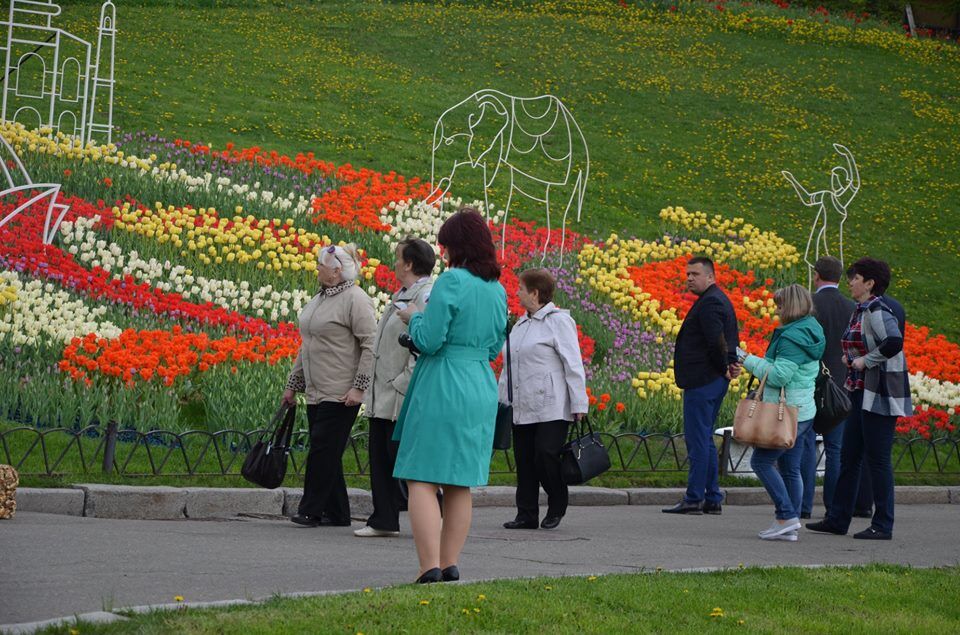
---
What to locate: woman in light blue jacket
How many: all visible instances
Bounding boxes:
[740,284,825,542]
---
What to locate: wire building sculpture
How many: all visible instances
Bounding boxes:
[0,133,70,244]
[782,144,860,286]
[427,89,589,259]
[1,0,116,145]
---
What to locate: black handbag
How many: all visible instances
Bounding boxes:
[241,403,296,489]
[813,363,852,435]
[493,324,513,451]
[560,416,611,485]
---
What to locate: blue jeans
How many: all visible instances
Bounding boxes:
[682,376,728,504]
[798,423,818,515]
[820,419,846,514]
[750,419,814,520]
[827,390,896,534]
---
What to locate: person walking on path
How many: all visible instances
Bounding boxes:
[801,256,855,519]
[808,258,912,540]
[663,256,741,515]
[499,268,588,531]
[741,284,825,541]
[283,244,376,528]
[393,208,507,583]
[355,238,436,538]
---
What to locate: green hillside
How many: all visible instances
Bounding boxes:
[54,0,960,336]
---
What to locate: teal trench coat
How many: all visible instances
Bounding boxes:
[393,267,507,487]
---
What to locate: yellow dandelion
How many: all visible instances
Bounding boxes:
[173,595,184,602]
[419,600,430,606]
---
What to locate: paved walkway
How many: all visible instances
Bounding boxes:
[2,505,960,626]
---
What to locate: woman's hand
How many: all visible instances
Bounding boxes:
[343,388,364,406]
[281,389,297,407]
[396,302,420,325]
[573,412,586,422]
[851,356,867,371]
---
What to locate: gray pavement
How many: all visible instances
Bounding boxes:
[2,504,960,627]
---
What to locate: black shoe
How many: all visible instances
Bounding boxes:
[853,527,892,540]
[416,568,443,584]
[541,515,562,529]
[441,565,460,582]
[503,519,538,529]
[703,502,722,515]
[800,512,812,519]
[662,500,703,515]
[806,520,846,535]
[853,508,873,518]
[290,513,320,527]
[317,515,352,527]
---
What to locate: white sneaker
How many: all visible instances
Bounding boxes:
[353,525,400,538]
[758,518,802,538]
[761,530,798,542]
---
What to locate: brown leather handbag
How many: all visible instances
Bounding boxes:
[732,373,798,450]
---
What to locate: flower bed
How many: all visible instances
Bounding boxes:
[1,123,957,438]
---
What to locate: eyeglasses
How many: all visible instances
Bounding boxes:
[322,245,344,269]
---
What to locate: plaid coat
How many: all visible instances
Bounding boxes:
[858,298,913,417]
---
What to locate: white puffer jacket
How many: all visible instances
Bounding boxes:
[497,302,589,425]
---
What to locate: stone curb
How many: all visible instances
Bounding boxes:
[0,611,127,635]
[12,484,959,521]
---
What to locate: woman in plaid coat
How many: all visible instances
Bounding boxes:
[807,257,912,540]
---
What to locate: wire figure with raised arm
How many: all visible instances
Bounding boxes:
[782,144,860,286]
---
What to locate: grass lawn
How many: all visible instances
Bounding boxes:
[51,0,960,337]
[38,565,960,634]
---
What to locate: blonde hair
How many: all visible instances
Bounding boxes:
[774,283,814,324]
[318,243,361,281]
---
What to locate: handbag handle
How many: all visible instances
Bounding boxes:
[261,403,296,451]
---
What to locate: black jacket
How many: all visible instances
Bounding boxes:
[813,286,856,386]
[673,284,739,389]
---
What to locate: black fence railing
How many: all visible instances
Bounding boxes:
[2,425,958,478]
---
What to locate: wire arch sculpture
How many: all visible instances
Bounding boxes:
[781,144,860,286]
[427,89,589,260]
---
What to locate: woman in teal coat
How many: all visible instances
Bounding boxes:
[395,208,507,584]
[740,284,825,543]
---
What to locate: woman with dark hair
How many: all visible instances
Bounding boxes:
[355,237,436,538]
[500,268,588,531]
[808,257,912,541]
[394,207,507,583]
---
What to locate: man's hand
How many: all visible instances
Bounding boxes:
[343,388,364,406]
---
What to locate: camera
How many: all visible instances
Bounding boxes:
[398,333,420,356]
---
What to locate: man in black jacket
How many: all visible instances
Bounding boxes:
[803,256,856,518]
[664,257,740,515]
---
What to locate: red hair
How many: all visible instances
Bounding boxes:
[437,207,501,281]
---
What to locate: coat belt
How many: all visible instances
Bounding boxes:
[436,344,488,361]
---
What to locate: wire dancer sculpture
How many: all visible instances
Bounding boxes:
[0,135,70,244]
[781,143,860,287]
[426,89,589,261]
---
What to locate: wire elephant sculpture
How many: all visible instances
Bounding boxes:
[427,89,589,260]
[0,135,71,244]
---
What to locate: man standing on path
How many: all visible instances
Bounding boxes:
[802,256,855,519]
[664,256,740,515]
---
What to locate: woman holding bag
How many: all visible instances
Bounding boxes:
[499,268,588,531]
[739,284,825,542]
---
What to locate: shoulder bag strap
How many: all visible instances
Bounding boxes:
[505,318,513,404]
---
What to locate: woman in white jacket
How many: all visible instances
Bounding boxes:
[499,269,588,530]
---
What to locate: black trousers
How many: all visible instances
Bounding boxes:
[298,401,360,523]
[512,420,570,522]
[365,417,405,531]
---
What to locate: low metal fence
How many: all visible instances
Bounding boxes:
[2,424,958,477]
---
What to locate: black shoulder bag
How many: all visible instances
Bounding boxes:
[493,324,513,451]
[813,362,851,435]
[241,403,296,489]
[560,416,611,485]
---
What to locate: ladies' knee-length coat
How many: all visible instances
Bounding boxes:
[393,267,507,487]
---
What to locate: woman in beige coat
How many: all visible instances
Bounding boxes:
[355,238,435,538]
[283,244,376,527]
